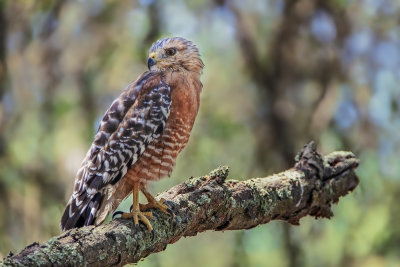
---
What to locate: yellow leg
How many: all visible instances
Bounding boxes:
[139,185,171,215]
[118,182,154,232]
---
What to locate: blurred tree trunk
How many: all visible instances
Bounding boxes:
[0,2,7,101]
[38,0,65,131]
[0,0,9,239]
[0,1,8,164]
[226,0,351,266]
[141,1,161,59]
[35,0,67,201]
[232,230,248,267]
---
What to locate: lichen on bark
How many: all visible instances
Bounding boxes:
[2,142,359,267]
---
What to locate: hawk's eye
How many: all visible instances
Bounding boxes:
[165,48,176,56]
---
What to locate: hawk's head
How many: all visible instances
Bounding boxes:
[147,37,204,74]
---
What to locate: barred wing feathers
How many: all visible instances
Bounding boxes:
[61,72,171,231]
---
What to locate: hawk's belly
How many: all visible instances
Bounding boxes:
[126,118,193,183]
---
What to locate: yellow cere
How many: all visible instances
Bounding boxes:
[150,52,156,59]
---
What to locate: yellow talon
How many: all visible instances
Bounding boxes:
[122,182,155,232]
[140,187,171,215]
[114,182,172,232]
[120,210,154,232]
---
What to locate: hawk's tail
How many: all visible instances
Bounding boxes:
[60,193,103,231]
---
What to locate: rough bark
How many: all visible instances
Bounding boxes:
[2,142,360,266]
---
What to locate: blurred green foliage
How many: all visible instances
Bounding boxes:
[0,0,399,266]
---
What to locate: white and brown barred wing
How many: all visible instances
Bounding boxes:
[60,72,171,231]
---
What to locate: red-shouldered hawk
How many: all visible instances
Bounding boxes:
[60,37,204,232]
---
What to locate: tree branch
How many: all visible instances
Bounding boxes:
[2,142,359,266]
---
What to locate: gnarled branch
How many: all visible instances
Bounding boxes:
[2,142,359,266]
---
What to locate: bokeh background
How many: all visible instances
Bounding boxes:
[0,0,399,266]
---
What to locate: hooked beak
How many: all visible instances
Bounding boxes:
[147,52,157,70]
[147,57,157,70]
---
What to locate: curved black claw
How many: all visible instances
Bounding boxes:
[130,204,133,213]
[150,230,155,241]
[135,224,141,232]
[112,211,124,219]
